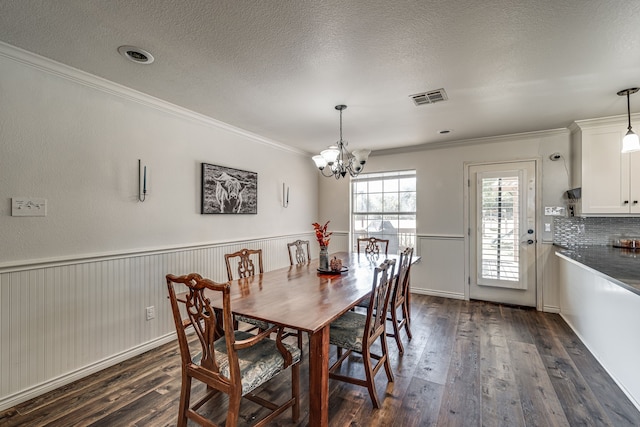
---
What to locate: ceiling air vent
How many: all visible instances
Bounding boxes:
[410,88,448,106]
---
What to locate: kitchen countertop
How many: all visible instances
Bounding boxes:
[555,245,640,296]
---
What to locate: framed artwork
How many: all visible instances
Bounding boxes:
[201,163,258,214]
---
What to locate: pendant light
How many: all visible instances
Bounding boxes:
[617,88,640,153]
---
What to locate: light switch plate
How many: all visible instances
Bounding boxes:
[12,198,47,216]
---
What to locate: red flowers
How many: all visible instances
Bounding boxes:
[312,221,332,247]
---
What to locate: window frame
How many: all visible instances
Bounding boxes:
[350,170,417,255]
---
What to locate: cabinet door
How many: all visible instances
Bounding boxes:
[630,152,640,213]
[581,129,629,214]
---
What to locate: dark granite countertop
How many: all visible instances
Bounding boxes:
[554,245,640,296]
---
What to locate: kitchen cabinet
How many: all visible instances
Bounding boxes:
[571,117,640,215]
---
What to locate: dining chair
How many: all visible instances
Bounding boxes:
[386,246,414,354]
[224,248,271,332]
[287,239,311,265]
[166,273,300,427]
[328,258,397,408]
[357,237,390,258]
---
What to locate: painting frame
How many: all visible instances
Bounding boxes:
[201,163,258,214]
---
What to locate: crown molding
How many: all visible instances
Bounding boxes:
[0,41,308,156]
[371,127,570,157]
[569,113,640,132]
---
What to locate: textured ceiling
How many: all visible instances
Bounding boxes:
[1,0,640,154]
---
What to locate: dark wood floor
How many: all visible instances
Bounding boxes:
[1,295,639,426]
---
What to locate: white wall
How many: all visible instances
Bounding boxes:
[0,44,319,409]
[319,130,571,310]
[0,45,318,265]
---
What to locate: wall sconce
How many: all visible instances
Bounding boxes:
[138,159,147,202]
[282,183,289,208]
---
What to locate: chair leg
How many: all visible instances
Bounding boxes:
[292,363,300,421]
[380,333,394,383]
[362,350,382,409]
[389,306,404,354]
[402,299,412,339]
[177,375,191,427]
[226,391,242,426]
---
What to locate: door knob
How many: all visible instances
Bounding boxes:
[527,239,534,245]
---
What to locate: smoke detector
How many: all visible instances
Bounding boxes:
[118,45,154,64]
[410,88,448,106]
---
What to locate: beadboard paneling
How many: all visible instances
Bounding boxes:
[0,233,329,411]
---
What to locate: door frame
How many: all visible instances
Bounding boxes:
[463,158,543,310]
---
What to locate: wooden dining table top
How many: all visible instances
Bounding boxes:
[205,251,398,333]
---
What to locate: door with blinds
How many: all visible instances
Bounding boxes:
[468,161,537,307]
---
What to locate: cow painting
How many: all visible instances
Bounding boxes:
[201,164,257,214]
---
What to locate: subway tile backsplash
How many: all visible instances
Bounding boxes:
[553,217,640,247]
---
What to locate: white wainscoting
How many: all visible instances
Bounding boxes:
[0,232,347,411]
[410,235,466,300]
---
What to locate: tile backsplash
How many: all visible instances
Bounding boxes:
[553,217,640,247]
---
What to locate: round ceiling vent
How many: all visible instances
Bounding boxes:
[118,45,154,64]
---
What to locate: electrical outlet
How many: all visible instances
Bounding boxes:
[12,197,47,216]
[146,306,155,320]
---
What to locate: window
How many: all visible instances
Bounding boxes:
[351,170,417,254]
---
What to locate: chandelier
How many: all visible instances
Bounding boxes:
[312,105,371,179]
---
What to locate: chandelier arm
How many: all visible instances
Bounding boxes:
[319,167,335,178]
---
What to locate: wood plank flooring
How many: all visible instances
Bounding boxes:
[1,295,638,426]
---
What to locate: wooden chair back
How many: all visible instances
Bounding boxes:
[166,273,236,391]
[386,247,414,353]
[225,248,263,280]
[357,237,390,258]
[287,239,311,265]
[391,247,413,306]
[365,258,396,342]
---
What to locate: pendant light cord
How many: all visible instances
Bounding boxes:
[628,91,633,132]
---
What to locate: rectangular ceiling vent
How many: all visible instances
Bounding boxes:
[410,88,448,106]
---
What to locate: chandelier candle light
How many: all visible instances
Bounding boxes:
[312,105,371,179]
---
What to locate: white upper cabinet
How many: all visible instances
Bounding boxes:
[571,116,640,215]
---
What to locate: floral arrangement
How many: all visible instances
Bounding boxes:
[312,221,332,247]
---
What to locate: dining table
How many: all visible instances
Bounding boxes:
[205,251,413,426]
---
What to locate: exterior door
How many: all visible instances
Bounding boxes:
[468,161,537,307]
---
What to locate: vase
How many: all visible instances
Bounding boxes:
[319,245,329,270]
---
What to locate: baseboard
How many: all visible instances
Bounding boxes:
[542,305,560,313]
[0,333,177,412]
[410,288,465,300]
